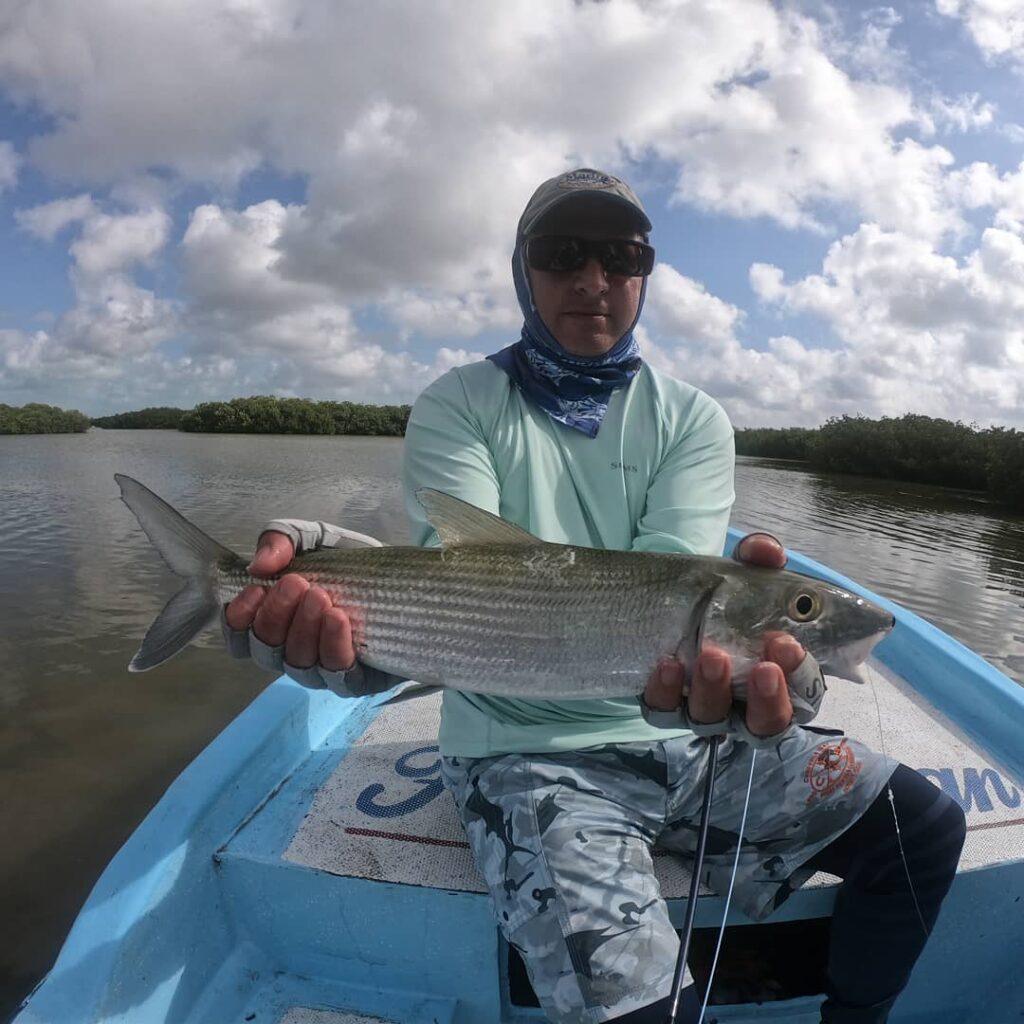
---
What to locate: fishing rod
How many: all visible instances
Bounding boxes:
[665,734,721,1024]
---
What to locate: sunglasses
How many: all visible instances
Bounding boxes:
[525,236,656,277]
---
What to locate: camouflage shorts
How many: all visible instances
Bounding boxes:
[441,729,896,1024]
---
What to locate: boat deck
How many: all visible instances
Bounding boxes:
[193,658,1024,1023]
[279,661,1024,900]
[16,566,1024,1024]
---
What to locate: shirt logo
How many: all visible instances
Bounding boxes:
[803,739,862,804]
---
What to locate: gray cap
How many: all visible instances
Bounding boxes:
[518,167,652,237]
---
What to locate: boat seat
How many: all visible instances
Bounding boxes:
[282,660,1024,902]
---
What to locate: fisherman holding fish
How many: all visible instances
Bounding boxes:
[220,170,966,1023]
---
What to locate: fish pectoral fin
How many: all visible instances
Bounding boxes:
[828,664,869,685]
[382,681,445,705]
[416,488,542,548]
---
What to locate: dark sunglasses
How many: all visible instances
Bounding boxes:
[525,236,656,277]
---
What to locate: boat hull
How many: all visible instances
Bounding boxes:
[15,533,1024,1023]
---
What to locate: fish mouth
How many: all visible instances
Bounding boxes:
[820,623,894,684]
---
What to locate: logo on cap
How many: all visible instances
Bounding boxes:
[556,169,619,191]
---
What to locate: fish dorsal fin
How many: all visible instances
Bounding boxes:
[416,489,541,547]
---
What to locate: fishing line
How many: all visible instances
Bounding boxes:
[665,734,721,1024]
[696,746,757,1024]
[869,671,930,938]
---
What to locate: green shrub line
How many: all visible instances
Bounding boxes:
[176,396,410,436]
[4,397,411,436]
[88,397,411,435]
[91,406,189,429]
[737,414,1024,513]
[0,403,91,434]
[8,401,1023,513]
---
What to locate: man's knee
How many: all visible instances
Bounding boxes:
[872,764,966,894]
[605,989,698,1023]
[894,766,966,858]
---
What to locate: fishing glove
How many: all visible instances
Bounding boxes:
[639,651,826,747]
[781,651,827,724]
[221,517,403,698]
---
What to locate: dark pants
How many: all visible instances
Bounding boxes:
[609,764,967,1024]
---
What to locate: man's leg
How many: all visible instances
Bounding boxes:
[442,745,700,1024]
[656,729,929,1019]
[804,763,967,1024]
[606,990,699,1023]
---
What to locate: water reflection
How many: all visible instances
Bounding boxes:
[733,457,1024,684]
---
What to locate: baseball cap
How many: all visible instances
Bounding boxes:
[518,168,652,237]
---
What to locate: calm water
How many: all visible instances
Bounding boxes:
[2,431,1023,1015]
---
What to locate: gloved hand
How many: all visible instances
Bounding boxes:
[639,640,824,748]
[222,517,403,696]
[639,531,827,746]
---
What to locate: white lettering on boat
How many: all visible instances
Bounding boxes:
[917,767,1021,814]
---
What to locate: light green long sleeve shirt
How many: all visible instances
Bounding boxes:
[402,358,735,757]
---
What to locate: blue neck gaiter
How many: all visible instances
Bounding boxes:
[488,240,646,439]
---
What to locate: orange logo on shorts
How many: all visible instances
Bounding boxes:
[804,739,862,804]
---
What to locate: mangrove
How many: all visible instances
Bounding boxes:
[0,403,91,435]
[737,414,1024,514]
[92,406,188,429]
[179,396,411,436]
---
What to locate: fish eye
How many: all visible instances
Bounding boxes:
[788,590,821,622]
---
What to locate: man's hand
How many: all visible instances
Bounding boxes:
[642,532,805,739]
[224,532,356,671]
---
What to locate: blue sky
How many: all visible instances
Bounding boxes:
[1,0,1024,427]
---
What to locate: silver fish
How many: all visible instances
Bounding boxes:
[116,474,895,697]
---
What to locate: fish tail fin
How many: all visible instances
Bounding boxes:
[115,474,244,671]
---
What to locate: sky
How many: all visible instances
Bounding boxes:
[2,0,1024,427]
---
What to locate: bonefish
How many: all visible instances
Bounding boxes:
[116,474,894,698]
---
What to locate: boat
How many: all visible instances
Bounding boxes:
[13,531,1024,1024]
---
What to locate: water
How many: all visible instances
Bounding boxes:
[1,433,1022,1016]
[731,458,1024,682]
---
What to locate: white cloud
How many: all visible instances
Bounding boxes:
[947,159,1024,234]
[638,263,841,427]
[385,288,520,340]
[176,198,488,400]
[641,257,953,429]
[838,6,905,79]
[16,194,96,240]
[9,201,177,368]
[70,208,171,279]
[0,141,19,194]
[643,218,1024,427]
[936,0,1024,63]
[923,92,997,133]
[181,200,333,322]
[2,188,488,408]
[645,12,960,239]
[645,264,744,347]
[1,0,1020,418]
[56,276,178,357]
[180,200,383,390]
[0,0,970,254]
[750,222,1024,424]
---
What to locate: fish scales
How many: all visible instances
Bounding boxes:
[215,544,717,698]
[116,474,895,692]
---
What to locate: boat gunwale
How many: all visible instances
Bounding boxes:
[16,528,1024,1023]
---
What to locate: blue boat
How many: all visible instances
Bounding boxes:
[14,532,1024,1023]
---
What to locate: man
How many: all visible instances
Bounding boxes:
[225,169,965,1024]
